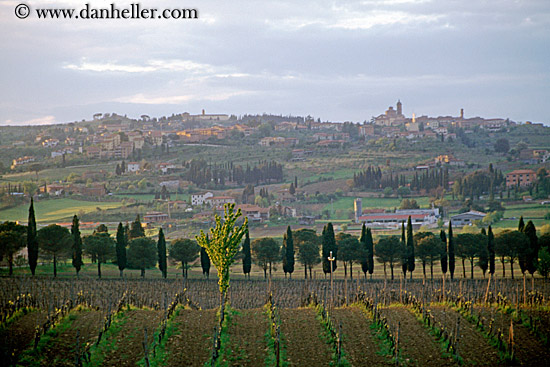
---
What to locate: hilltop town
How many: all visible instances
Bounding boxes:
[0,101,548,240]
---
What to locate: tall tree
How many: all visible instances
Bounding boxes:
[414,232,441,281]
[196,203,248,304]
[359,223,369,277]
[242,231,251,278]
[406,216,415,279]
[83,232,115,278]
[127,237,157,278]
[27,198,38,276]
[495,230,529,279]
[115,222,127,278]
[252,237,280,279]
[375,236,402,280]
[401,222,408,278]
[157,228,167,278]
[294,229,320,279]
[488,226,495,276]
[524,221,539,277]
[366,228,374,278]
[170,238,199,278]
[336,233,362,279]
[129,214,145,239]
[478,230,489,277]
[322,223,337,275]
[71,215,83,276]
[518,216,525,232]
[37,224,72,277]
[455,233,482,279]
[448,221,455,280]
[0,221,26,276]
[200,246,211,278]
[282,226,295,278]
[440,230,448,276]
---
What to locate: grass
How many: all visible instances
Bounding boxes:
[17,307,85,367]
[85,307,130,367]
[137,306,183,367]
[0,198,123,223]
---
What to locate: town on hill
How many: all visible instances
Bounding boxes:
[0,101,548,280]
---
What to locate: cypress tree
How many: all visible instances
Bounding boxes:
[71,215,83,276]
[282,226,295,278]
[360,223,369,277]
[116,222,127,278]
[524,221,539,276]
[401,222,407,278]
[366,227,374,278]
[440,230,447,275]
[157,228,167,278]
[27,198,38,276]
[200,247,210,278]
[488,225,495,275]
[518,216,525,232]
[406,216,415,279]
[448,221,455,280]
[242,231,251,278]
[478,229,489,277]
[129,214,145,239]
[322,223,337,275]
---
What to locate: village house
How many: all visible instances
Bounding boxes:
[11,156,35,169]
[506,169,537,187]
[144,211,169,222]
[205,196,236,207]
[237,204,270,223]
[191,192,213,206]
[127,162,140,172]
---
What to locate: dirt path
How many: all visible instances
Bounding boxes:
[477,307,550,366]
[430,306,501,366]
[280,308,333,367]
[0,310,47,366]
[165,309,217,367]
[380,306,456,367]
[100,309,163,367]
[225,308,268,366]
[332,307,392,366]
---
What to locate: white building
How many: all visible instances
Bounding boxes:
[191,191,213,206]
[127,162,140,172]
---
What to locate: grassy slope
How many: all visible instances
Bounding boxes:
[0,198,123,223]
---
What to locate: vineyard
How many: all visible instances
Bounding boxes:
[1,276,549,366]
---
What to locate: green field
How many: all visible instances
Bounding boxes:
[0,198,123,223]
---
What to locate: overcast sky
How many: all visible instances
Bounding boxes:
[1,0,549,125]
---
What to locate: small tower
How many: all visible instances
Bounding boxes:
[354,198,362,223]
[460,108,464,119]
[397,100,403,116]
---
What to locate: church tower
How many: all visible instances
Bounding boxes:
[396,100,402,116]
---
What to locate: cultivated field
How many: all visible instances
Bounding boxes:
[1,276,549,366]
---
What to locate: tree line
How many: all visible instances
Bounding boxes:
[186,159,283,187]
[2,199,549,280]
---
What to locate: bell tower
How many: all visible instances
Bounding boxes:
[396,100,402,116]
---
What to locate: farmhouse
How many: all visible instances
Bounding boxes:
[144,211,169,222]
[205,196,236,207]
[191,192,213,206]
[506,169,537,187]
[450,211,486,226]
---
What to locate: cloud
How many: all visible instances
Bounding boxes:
[4,115,57,126]
[64,58,214,74]
[116,90,253,105]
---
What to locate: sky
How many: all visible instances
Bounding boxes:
[1,0,549,125]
